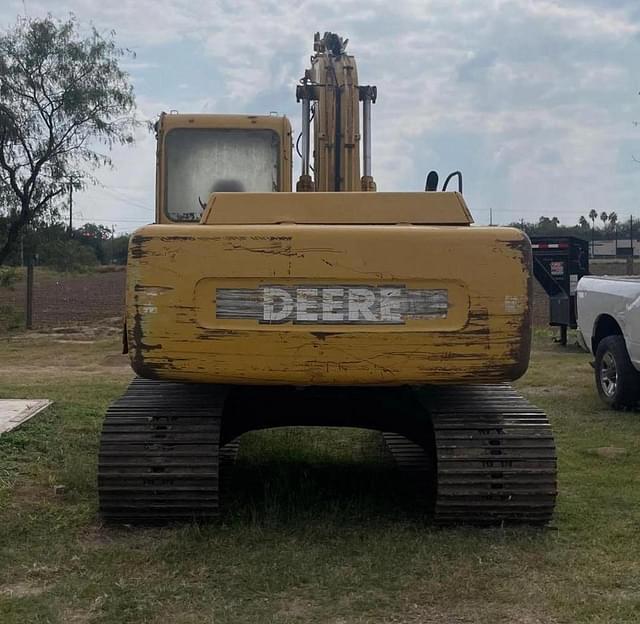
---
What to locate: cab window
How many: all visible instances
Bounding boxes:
[164,128,280,222]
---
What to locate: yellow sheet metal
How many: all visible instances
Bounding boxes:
[126,222,531,386]
[201,192,473,225]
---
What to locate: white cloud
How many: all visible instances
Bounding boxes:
[0,0,639,227]
[514,0,640,38]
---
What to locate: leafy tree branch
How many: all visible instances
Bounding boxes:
[0,14,137,263]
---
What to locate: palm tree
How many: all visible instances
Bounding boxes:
[589,209,598,255]
[609,212,618,253]
[578,215,589,230]
[600,211,608,228]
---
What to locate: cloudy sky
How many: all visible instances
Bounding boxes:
[2,0,640,232]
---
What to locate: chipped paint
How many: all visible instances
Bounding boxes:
[125,223,532,385]
[134,285,174,295]
[215,285,448,324]
[504,295,525,314]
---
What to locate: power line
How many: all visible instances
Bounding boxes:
[102,183,150,192]
[100,186,154,212]
[75,215,150,224]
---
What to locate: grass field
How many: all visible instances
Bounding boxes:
[0,330,639,623]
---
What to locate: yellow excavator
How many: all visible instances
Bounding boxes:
[99,33,556,524]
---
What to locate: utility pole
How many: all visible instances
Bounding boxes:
[68,177,73,236]
[26,258,33,330]
[490,207,493,226]
[626,215,634,275]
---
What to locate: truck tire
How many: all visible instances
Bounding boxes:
[594,336,640,410]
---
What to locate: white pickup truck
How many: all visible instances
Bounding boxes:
[577,276,640,409]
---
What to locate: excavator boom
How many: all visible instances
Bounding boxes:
[296,32,376,192]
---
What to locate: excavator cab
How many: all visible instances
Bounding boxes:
[100,33,557,526]
[154,113,292,224]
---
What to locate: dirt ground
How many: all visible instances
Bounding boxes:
[0,268,125,328]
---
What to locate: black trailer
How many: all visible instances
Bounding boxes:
[530,236,589,345]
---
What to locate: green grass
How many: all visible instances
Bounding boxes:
[0,304,23,333]
[0,332,639,623]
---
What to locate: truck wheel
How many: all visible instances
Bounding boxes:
[594,336,640,410]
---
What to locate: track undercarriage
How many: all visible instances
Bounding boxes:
[98,380,556,525]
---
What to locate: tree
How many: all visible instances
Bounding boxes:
[578,215,589,231]
[600,211,608,229]
[0,15,137,264]
[76,222,111,262]
[536,216,560,234]
[38,237,98,271]
[110,232,130,264]
[608,211,618,250]
[588,209,598,255]
[538,216,560,227]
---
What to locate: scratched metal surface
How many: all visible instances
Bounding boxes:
[215,286,448,323]
[125,224,531,385]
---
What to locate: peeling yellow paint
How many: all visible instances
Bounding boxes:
[126,222,531,385]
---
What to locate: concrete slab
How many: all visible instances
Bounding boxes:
[0,400,52,435]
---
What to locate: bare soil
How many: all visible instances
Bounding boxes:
[0,269,125,328]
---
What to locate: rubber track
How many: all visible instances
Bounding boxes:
[381,433,431,473]
[386,385,557,525]
[98,378,227,523]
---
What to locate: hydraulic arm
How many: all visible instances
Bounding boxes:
[296,32,377,192]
